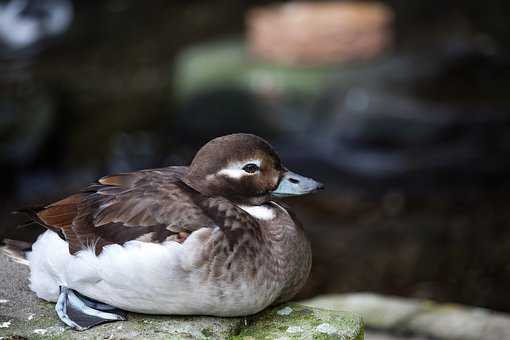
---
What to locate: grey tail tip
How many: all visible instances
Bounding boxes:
[1,239,31,266]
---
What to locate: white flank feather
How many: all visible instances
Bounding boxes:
[27,230,280,316]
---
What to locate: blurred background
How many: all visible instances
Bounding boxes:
[1,0,509,318]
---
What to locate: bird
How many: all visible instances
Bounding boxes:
[2,133,324,331]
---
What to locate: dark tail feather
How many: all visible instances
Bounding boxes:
[12,207,62,234]
[15,220,38,229]
[3,208,44,265]
[12,207,45,224]
[1,239,31,266]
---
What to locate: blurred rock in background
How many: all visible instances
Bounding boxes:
[247,2,394,66]
[1,0,510,318]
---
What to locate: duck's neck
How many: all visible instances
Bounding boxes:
[243,201,312,303]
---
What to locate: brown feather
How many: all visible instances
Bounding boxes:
[20,164,266,256]
[20,167,231,255]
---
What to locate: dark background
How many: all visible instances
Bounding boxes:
[1,0,510,312]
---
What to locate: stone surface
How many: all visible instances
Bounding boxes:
[302,293,510,340]
[364,331,427,340]
[301,293,420,329]
[408,304,510,340]
[236,304,364,340]
[247,2,393,66]
[0,255,363,339]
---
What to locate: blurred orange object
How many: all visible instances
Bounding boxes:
[247,1,394,67]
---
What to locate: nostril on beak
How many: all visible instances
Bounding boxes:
[289,178,300,184]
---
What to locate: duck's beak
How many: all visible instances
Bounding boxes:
[272,170,324,197]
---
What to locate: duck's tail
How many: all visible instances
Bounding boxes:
[1,239,31,266]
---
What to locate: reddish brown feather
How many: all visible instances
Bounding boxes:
[98,173,141,187]
[33,194,83,253]
[24,168,195,254]
[37,206,76,228]
[47,193,83,207]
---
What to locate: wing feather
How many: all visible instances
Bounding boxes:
[29,167,209,254]
[25,165,260,256]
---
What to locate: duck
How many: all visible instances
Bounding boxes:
[3,133,323,331]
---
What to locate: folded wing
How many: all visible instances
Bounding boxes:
[30,167,215,254]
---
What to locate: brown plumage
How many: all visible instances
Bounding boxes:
[12,133,324,320]
[29,166,256,255]
[23,134,320,258]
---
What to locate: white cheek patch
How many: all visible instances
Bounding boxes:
[216,168,245,179]
[217,159,261,179]
[238,205,275,220]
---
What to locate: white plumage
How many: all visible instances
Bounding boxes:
[28,226,281,316]
[216,159,262,179]
[239,205,275,220]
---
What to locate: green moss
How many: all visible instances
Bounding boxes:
[233,304,363,340]
[201,327,214,337]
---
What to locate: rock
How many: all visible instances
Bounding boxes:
[301,293,420,330]
[408,304,510,340]
[236,304,364,340]
[301,293,510,340]
[247,2,394,66]
[0,255,364,339]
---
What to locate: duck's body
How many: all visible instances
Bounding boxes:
[29,198,311,316]
[6,134,322,330]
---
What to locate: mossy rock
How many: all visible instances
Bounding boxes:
[0,257,363,339]
[235,303,364,340]
[0,302,363,340]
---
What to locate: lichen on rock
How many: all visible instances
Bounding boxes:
[234,304,364,340]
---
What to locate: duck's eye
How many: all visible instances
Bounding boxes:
[242,163,260,174]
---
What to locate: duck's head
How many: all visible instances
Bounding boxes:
[184,133,324,205]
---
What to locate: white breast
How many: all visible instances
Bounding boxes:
[238,205,275,220]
